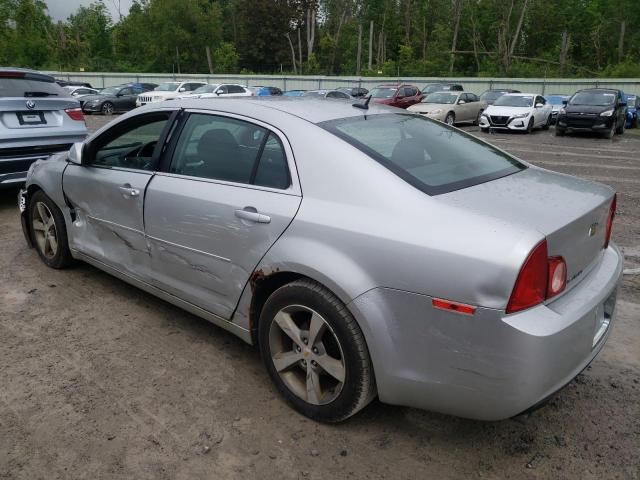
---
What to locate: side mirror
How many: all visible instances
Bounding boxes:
[216,90,222,96]
[178,87,186,92]
[535,102,544,108]
[619,101,627,107]
[458,100,466,104]
[68,142,83,165]
[562,100,568,106]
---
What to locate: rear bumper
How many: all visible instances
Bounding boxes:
[349,244,623,420]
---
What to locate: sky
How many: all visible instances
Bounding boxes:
[44,0,134,21]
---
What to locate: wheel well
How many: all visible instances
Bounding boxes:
[249,271,306,343]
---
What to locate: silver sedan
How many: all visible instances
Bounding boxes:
[18,98,622,422]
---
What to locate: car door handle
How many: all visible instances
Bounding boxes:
[119,185,140,197]
[235,207,271,224]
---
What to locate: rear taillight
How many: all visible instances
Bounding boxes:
[506,240,567,314]
[65,107,85,122]
[604,193,617,249]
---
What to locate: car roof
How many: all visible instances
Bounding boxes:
[503,93,536,97]
[143,97,397,124]
[577,88,618,93]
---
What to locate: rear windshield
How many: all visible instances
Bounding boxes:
[320,114,525,195]
[570,91,616,106]
[0,77,68,98]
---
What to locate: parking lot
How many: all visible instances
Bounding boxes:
[1,115,638,479]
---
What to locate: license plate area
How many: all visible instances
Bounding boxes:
[17,111,46,125]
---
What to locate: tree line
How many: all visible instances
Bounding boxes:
[1,0,639,78]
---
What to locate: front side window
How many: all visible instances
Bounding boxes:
[320,114,525,195]
[169,113,290,188]
[89,114,171,170]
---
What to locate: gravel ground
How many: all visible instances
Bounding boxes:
[0,114,638,480]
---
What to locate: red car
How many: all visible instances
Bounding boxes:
[369,84,423,108]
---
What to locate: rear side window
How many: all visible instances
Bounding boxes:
[321,114,525,195]
[169,113,290,189]
[0,76,68,98]
[228,85,245,94]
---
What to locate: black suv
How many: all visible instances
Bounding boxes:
[556,88,627,138]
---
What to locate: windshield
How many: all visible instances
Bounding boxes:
[155,82,180,92]
[100,86,120,96]
[369,87,397,98]
[422,92,458,104]
[320,114,525,195]
[494,95,533,107]
[193,84,218,94]
[570,91,616,106]
[545,95,567,105]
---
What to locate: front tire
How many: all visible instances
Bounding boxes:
[444,112,455,125]
[29,190,73,269]
[555,127,565,136]
[101,102,114,115]
[526,117,534,133]
[616,118,625,135]
[605,123,615,139]
[259,279,376,423]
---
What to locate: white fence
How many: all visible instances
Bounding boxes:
[47,71,640,96]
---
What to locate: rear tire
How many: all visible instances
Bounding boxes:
[29,190,74,269]
[473,110,483,126]
[258,279,376,423]
[480,127,489,133]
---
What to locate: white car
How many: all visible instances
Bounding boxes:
[136,81,207,107]
[177,84,253,99]
[479,93,553,133]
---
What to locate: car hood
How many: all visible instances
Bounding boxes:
[438,167,615,292]
[407,103,453,113]
[485,105,531,116]
[564,104,614,114]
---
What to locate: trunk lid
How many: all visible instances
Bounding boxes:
[0,97,80,131]
[438,167,615,291]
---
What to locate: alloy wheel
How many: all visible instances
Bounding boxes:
[102,102,114,115]
[268,304,346,405]
[445,113,455,125]
[32,201,58,259]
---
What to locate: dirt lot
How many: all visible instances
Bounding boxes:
[1,115,638,480]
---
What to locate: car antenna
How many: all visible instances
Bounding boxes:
[353,94,372,111]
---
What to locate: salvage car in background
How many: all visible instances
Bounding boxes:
[19,98,621,423]
[0,68,87,187]
[407,91,485,125]
[369,84,423,108]
[302,90,353,99]
[177,84,252,99]
[82,83,157,115]
[421,82,464,95]
[543,94,570,124]
[625,94,638,128]
[336,87,369,98]
[479,93,552,133]
[479,88,521,105]
[136,81,206,106]
[249,86,283,96]
[556,88,627,138]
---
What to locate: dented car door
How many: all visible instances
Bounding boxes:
[143,112,301,319]
[63,111,174,280]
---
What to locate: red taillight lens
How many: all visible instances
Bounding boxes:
[547,256,567,298]
[506,240,548,314]
[65,107,85,122]
[604,194,617,249]
[432,298,476,315]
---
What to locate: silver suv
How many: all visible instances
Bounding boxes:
[0,68,88,188]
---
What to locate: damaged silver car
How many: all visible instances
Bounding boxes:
[19,98,622,422]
